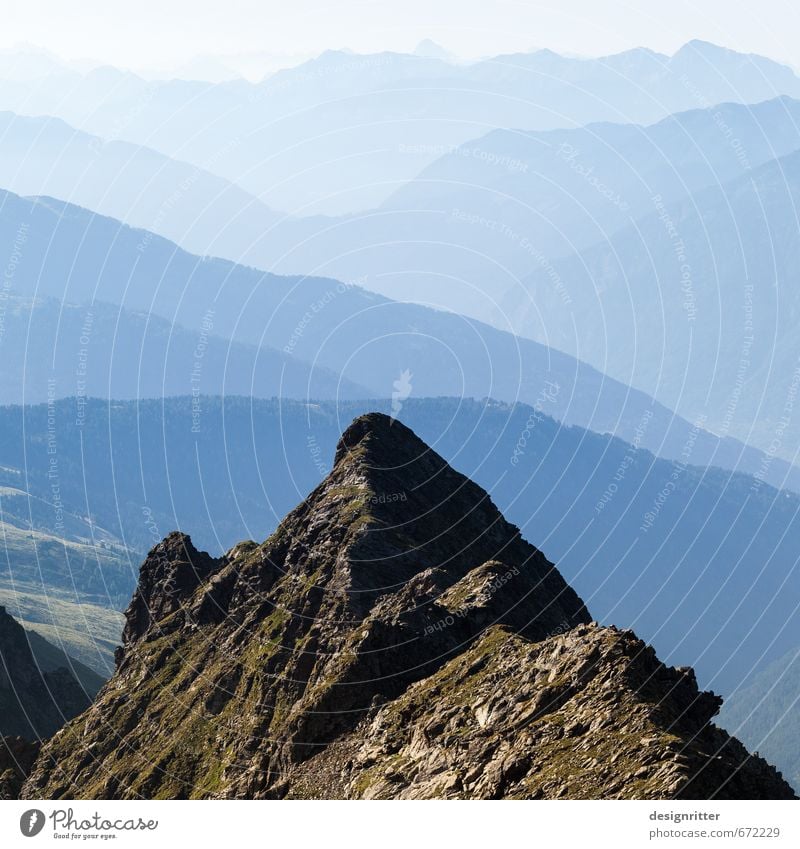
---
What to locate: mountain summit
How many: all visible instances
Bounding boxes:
[22,415,795,799]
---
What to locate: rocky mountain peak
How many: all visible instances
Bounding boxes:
[117,531,221,663]
[19,416,796,800]
[333,411,425,464]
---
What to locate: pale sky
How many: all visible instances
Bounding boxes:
[4,0,800,76]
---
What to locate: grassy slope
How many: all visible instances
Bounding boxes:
[0,580,123,677]
[0,509,130,675]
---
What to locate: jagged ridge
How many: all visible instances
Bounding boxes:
[20,414,795,800]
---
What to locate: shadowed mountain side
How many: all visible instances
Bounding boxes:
[0,606,95,739]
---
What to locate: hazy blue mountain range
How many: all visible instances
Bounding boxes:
[335,97,800,316]
[1,42,799,214]
[0,110,285,256]
[1,188,796,490]
[719,645,800,792]
[0,296,369,403]
[507,143,800,461]
[1,395,798,699]
[0,46,70,81]
[4,97,800,318]
[5,97,800,376]
[240,97,800,324]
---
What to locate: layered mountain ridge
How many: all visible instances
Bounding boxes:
[21,415,795,799]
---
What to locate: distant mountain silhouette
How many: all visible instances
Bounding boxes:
[0,296,370,403]
[0,110,284,254]
[1,42,799,214]
[0,188,793,487]
[509,143,800,461]
[6,97,800,371]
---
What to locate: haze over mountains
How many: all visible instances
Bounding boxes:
[0,296,369,403]
[1,41,799,215]
[1,35,800,800]
[511,144,800,459]
[5,82,800,466]
[0,110,284,255]
[1,186,797,490]
[3,83,800,302]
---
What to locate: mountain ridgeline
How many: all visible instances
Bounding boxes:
[1,186,797,491]
[2,39,800,802]
[1,41,798,216]
[3,395,799,701]
[21,415,794,799]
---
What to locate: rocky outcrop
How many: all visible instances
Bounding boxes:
[20,414,796,799]
[299,624,790,799]
[0,606,94,741]
[115,531,221,663]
